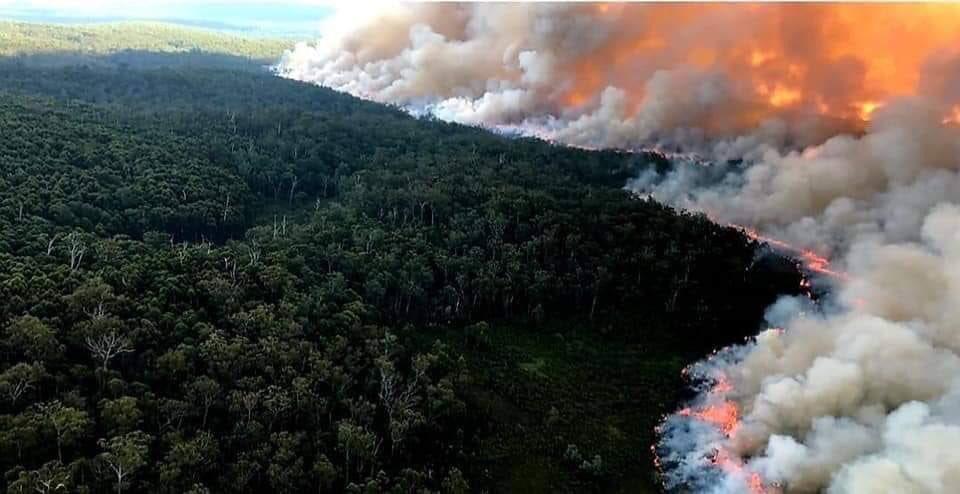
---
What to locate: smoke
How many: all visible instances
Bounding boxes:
[277,4,960,493]
[278,3,960,153]
[650,98,960,492]
[645,98,960,255]
[640,45,960,489]
[659,201,960,493]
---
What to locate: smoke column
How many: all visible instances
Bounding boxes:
[278,4,960,493]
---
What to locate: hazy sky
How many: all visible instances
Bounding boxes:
[0,0,334,36]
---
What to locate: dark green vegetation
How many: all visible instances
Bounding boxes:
[0,25,802,494]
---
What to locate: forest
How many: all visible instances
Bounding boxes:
[0,24,803,493]
[0,21,287,59]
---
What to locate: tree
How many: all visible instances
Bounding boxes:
[97,431,151,494]
[0,362,43,406]
[312,454,337,493]
[99,397,142,435]
[4,316,62,363]
[35,401,90,463]
[66,232,86,271]
[185,377,220,429]
[0,45,808,493]
[153,398,191,436]
[7,460,71,494]
[441,467,469,494]
[336,421,379,485]
[266,431,307,493]
[377,336,429,456]
[85,330,133,371]
[159,431,219,488]
[0,412,40,463]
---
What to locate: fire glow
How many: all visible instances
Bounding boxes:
[677,375,736,430]
[558,3,959,120]
[281,5,960,491]
[667,371,773,494]
[657,227,843,493]
[735,226,847,281]
[279,3,960,151]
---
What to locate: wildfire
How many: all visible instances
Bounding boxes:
[681,375,739,435]
[713,448,769,494]
[679,401,739,434]
[856,101,883,121]
[749,50,775,67]
[762,85,803,108]
[670,371,776,494]
[660,222,845,494]
[735,225,848,280]
[556,4,960,126]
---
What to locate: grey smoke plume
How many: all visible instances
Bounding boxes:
[277,4,960,492]
[655,104,960,493]
[643,98,960,254]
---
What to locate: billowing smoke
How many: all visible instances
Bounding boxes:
[278,3,960,154]
[644,98,960,255]
[278,4,960,493]
[658,197,960,493]
[651,94,960,492]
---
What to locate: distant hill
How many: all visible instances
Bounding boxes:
[0,21,291,62]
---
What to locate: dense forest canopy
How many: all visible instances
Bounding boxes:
[0,23,803,493]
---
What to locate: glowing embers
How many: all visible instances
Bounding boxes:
[677,376,738,435]
[856,101,883,121]
[678,400,739,434]
[755,83,803,108]
[735,225,848,281]
[656,222,845,493]
[712,448,770,494]
[661,368,776,494]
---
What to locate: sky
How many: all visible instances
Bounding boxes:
[0,0,335,36]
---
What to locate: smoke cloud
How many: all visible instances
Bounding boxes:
[649,88,960,494]
[659,199,960,493]
[278,3,960,153]
[278,4,960,493]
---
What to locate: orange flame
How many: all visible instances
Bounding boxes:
[558,4,960,125]
[679,401,739,435]
[712,448,771,494]
[675,372,775,493]
[736,225,848,280]
[667,220,845,492]
[856,101,883,121]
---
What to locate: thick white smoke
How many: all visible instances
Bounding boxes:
[654,102,960,493]
[660,203,960,493]
[645,98,960,254]
[277,4,960,493]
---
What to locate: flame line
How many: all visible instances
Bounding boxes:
[733,224,848,280]
[656,224,840,493]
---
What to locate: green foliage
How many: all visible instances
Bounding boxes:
[0,21,289,61]
[97,431,152,494]
[0,45,803,493]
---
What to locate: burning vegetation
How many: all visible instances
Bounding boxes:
[656,234,838,494]
[280,4,960,493]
